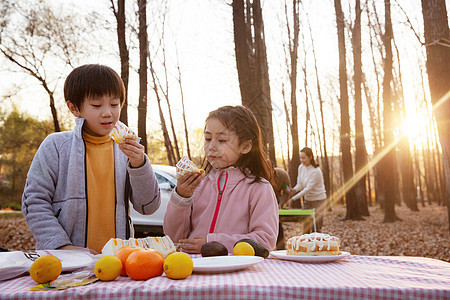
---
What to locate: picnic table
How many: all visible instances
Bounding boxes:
[0,253,449,299]
[279,208,315,222]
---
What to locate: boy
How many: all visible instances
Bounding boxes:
[22,64,161,254]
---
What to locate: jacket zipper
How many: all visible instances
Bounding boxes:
[82,137,88,247]
[209,171,228,233]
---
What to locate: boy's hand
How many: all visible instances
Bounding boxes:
[57,245,98,255]
[176,172,203,198]
[179,236,207,254]
[119,138,145,168]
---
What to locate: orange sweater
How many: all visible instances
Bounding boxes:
[83,132,116,253]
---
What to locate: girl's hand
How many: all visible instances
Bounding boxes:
[119,139,145,168]
[179,236,207,254]
[176,172,203,198]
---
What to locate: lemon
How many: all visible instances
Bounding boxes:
[94,255,122,281]
[30,255,62,284]
[233,242,255,256]
[163,252,193,280]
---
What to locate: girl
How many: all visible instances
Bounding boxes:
[163,105,279,253]
[288,147,327,232]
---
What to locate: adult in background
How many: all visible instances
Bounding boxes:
[288,147,327,233]
[272,168,291,249]
[273,168,291,210]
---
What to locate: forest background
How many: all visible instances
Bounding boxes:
[0,0,449,234]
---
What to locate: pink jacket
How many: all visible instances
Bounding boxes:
[163,167,279,252]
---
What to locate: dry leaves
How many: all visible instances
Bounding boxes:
[283,203,450,262]
[0,213,35,251]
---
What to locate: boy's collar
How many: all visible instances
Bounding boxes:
[74,118,85,138]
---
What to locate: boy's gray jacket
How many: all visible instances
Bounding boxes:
[22,118,161,250]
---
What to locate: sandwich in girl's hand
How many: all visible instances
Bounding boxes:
[176,156,205,180]
[110,121,139,144]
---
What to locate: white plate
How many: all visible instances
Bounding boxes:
[270,250,350,263]
[192,255,264,273]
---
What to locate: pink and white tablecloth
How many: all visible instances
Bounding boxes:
[0,255,449,299]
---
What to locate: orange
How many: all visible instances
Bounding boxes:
[125,249,164,280]
[114,246,141,276]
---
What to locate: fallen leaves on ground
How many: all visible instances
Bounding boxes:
[283,203,449,262]
[0,213,35,251]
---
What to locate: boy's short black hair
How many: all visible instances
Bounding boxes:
[64,64,125,110]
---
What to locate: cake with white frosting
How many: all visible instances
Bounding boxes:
[286,233,341,256]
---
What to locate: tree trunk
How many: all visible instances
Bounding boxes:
[381,0,400,223]
[176,58,191,159]
[49,93,60,133]
[302,30,310,149]
[111,0,129,125]
[393,32,418,212]
[164,96,181,162]
[160,39,181,162]
[137,0,148,152]
[40,78,61,133]
[399,135,419,211]
[303,63,310,148]
[148,49,175,165]
[308,15,331,201]
[156,97,176,166]
[425,122,439,203]
[366,0,385,208]
[413,144,425,207]
[286,0,301,184]
[430,133,442,204]
[232,0,276,165]
[352,0,369,216]
[367,170,373,206]
[422,139,434,203]
[421,0,450,231]
[282,85,292,172]
[334,0,361,220]
[437,148,447,205]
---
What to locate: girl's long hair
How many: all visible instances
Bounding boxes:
[301,147,319,168]
[204,105,273,184]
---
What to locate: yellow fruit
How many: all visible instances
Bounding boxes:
[233,242,255,256]
[163,252,193,280]
[94,255,122,281]
[30,255,62,284]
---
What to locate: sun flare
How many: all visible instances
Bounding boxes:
[401,116,426,139]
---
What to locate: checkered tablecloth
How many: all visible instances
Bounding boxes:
[0,255,449,300]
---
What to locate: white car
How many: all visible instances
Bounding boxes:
[130,164,176,235]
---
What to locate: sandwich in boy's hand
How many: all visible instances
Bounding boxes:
[176,156,205,180]
[110,121,139,144]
